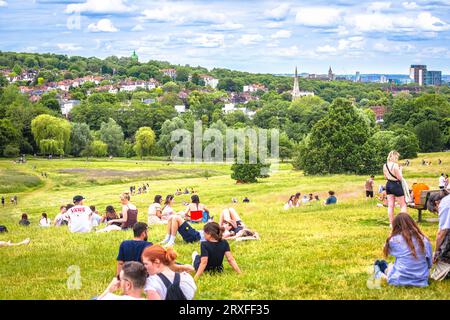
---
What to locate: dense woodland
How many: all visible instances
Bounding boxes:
[0,51,449,176]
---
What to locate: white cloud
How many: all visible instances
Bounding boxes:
[271,30,292,39]
[190,34,225,48]
[65,0,134,14]
[347,11,448,33]
[316,36,365,55]
[210,22,243,31]
[237,34,264,45]
[142,5,227,25]
[373,42,415,53]
[316,45,337,54]
[402,2,419,10]
[367,2,392,13]
[266,21,285,29]
[295,7,343,27]
[0,1,7,8]
[88,19,119,32]
[131,24,144,31]
[264,4,291,21]
[57,43,83,51]
[273,45,301,57]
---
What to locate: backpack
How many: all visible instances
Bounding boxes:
[157,273,187,300]
[0,225,8,233]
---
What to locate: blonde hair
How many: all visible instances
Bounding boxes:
[120,192,131,201]
[387,150,400,163]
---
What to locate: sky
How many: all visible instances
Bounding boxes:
[0,0,449,75]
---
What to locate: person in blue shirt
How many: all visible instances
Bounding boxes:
[378,212,432,287]
[116,222,194,276]
[325,191,337,205]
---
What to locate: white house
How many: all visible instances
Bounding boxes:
[243,83,267,93]
[174,105,186,113]
[222,103,236,114]
[201,75,219,89]
[60,100,81,117]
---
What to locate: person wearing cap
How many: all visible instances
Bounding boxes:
[66,195,93,233]
[428,190,450,280]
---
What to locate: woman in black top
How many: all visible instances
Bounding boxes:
[192,222,241,281]
[383,151,407,228]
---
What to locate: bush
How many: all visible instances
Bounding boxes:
[231,161,270,183]
[3,144,20,158]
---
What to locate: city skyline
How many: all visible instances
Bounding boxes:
[0,0,449,75]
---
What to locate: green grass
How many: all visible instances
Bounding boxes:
[0,152,449,300]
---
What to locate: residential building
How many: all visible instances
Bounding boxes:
[200,75,219,88]
[410,65,427,86]
[174,105,186,113]
[369,105,387,124]
[60,99,81,117]
[426,70,442,86]
[243,83,267,93]
[161,68,177,79]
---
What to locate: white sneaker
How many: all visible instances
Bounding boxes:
[192,251,199,265]
[165,241,175,248]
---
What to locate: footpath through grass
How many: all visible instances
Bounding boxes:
[0,153,449,299]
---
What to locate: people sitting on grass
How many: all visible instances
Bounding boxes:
[54,206,68,226]
[192,222,242,281]
[325,191,337,205]
[243,197,250,203]
[116,222,194,277]
[148,195,166,225]
[66,195,93,233]
[19,213,30,226]
[184,195,209,222]
[428,190,450,281]
[302,195,310,204]
[39,213,51,227]
[89,205,102,228]
[161,195,179,220]
[284,195,295,209]
[104,192,138,231]
[97,261,146,300]
[142,245,197,300]
[374,212,432,287]
[293,192,301,206]
[96,206,122,233]
[0,238,31,247]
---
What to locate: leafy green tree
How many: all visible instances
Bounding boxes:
[0,119,21,155]
[82,140,108,159]
[31,114,71,155]
[279,132,294,162]
[294,98,378,175]
[414,120,444,152]
[3,144,20,158]
[70,123,93,156]
[157,117,186,156]
[176,67,190,82]
[231,160,270,183]
[99,118,124,156]
[133,127,156,158]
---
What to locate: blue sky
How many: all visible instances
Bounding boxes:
[0,0,449,74]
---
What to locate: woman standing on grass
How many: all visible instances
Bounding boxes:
[106,192,138,230]
[375,212,432,287]
[383,151,407,227]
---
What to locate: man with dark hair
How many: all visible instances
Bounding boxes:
[325,191,337,205]
[116,222,194,276]
[98,261,147,300]
[428,191,450,281]
[66,195,93,233]
[116,222,152,276]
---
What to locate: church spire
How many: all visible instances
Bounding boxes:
[292,66,300,100]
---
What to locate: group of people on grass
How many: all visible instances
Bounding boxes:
[284,191,336,209]
[375,150,450,286]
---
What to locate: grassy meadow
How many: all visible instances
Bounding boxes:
[0,152,449,300]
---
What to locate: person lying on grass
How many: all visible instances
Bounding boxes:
[374,212,432,287]
[142,245,196,300]
[117,222,194,276]
[192,222,241,281]
[222,221,259,241]
[219,207,245,230]
[97,261,146,300]
[0,238,30,247]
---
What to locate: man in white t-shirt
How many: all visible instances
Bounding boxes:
[66,195,93,233]
[98,261,146,300]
